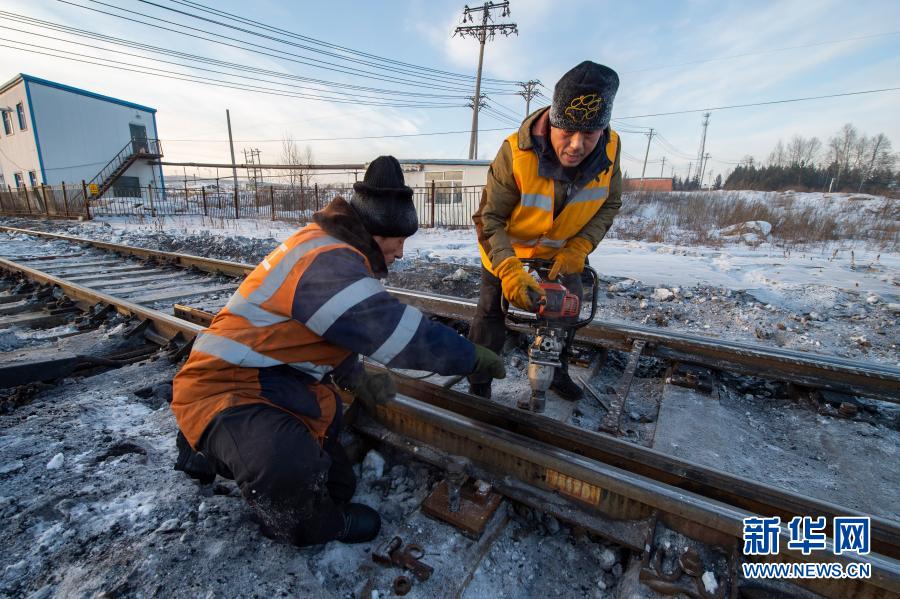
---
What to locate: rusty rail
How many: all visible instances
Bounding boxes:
[1,249,898,598]
[2,226,897,403]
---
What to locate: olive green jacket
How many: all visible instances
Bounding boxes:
[473,107,622,270]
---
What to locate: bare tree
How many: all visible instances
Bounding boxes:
[828,123,858,185]
[859,133,895,192]
[302,145,314,189]
[786,135,821,166]
[767,140,787,167]
[281,135,304,190]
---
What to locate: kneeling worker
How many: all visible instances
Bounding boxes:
[469,61,623,400]
[171,156,505,546]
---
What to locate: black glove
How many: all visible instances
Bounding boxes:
[348,371,395,412]
[471,344,506,381]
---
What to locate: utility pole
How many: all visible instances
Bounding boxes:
[226,109,239,196]
[696,112,710,183]
[686,161,692,183]
[659,156,666,178]
[517,79,541,117]
[699,152,711,188]
[639,128,655,188]
[466,95,488,153]
[455,2,517,159]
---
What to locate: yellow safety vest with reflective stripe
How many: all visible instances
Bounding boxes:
[479,129,619,272]
[172,226,364,447]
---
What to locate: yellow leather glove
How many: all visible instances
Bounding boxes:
[548,237,593,280]
[495,256,545,311]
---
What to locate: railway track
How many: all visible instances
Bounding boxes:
[1,226,899,598]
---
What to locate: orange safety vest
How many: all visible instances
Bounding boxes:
[479,129,619,272]
[172,225,369,448]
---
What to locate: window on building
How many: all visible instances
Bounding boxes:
[425,170,464,203]
[16,103,27,131]
[112,176,141,198]
[28,171,37,187]
[1,110,12,135]
[14,173,24,188]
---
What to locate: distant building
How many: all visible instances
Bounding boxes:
[623,177,673,192]
[0,74,164,197]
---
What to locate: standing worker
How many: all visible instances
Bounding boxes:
[171,156,505,547]
[469,61,622,401]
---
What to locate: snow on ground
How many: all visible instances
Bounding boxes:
[1,190,897,597]
[6,190,894,365]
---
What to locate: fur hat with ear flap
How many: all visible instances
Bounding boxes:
[350,155,418,237]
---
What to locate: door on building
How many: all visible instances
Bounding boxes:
[130,124,148,154]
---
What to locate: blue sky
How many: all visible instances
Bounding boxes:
[2,0,898,183]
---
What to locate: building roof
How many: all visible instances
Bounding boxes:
[398,159,491,167]
[0,74,157,113]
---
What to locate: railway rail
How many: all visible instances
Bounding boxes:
[1,226,899,598]
[3,226,897,403]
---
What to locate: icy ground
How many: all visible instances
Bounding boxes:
[0,352,627,598]
[1,191,898,596]
[2,190,897,366]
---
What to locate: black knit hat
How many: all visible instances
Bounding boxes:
[351,155,418,237]
[549,61,619,131]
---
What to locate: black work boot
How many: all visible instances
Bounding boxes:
[339,503,382,544]
[550,366,583,401]
[468,381,492,399]
[174,431,217,485]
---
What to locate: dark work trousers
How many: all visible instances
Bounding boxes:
[197,403,355,546]
[467,265,584,385]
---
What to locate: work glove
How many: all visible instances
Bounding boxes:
[548,237,593,280]
[495,256,545,311]
[347,371,395,412]
[471,344,506,380]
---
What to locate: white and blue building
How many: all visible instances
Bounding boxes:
[0,74,165,196]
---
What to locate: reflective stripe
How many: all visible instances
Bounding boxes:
[194,332,331,378]
[520,193,552,211]
[305,277,385,335]
[248,235,343,304]
[225,293,289,327]
[508,236,539,247]
[193,332,283,368]
[370,306,423,365]
[289,361,330,381]
[538,238,566,248]
[569,186,608,204]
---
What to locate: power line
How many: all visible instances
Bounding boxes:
[56,0,514,94]
[0,27,473,103]
[616,87,900,119]
[0,14,497,99]
[164,127,514,143]
[133,0,517,88]
[164,0,520,85]
[0,41,465,108]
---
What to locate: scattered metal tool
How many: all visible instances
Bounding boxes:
[372,536,433,582]
[575,374,610,412]
[392,576,412,596]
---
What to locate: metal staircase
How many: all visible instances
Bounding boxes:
[86,137,162,199]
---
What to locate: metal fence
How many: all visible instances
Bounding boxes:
[0,182,90,219]
[0,181,483,228]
